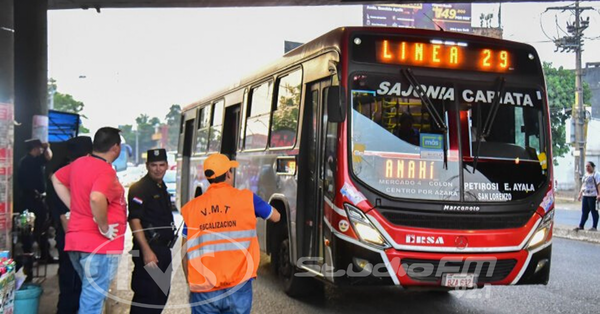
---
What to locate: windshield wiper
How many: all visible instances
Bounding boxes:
[401,69,447,132]
[400,69,449,168]
[472,77,506,174]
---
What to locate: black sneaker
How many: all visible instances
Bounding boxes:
[589,228,598,232]
[573,227,584,232]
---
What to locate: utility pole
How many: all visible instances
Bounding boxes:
[546,0,593,198]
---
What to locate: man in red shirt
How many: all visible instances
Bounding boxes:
[51,127,127,314]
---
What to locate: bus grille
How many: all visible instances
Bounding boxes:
[379,210,533,230]
[401,258,518,284]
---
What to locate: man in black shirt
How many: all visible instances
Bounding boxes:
[128,149,176,314]
[17,138,53,258]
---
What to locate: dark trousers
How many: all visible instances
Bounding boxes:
[56,234,82,314]
[579,196,599,229]
[130,245,173,314]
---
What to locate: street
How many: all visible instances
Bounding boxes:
[249,237,599,314]
[39,202,599,314]
[102,222,599,314]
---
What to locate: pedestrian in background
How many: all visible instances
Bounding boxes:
[575,161,600,231]
[128,149,176,314]
[17,138,53,261]
[181,153,280,314]
[48,136,92,314]
[51,127,127,314]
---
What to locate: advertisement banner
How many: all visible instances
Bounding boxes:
[363,3,472,33]
[0,103,13,252]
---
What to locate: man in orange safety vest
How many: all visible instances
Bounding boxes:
[181,153,280,314]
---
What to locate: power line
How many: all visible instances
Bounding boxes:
[539,12,554,41]
[545,0,594,198]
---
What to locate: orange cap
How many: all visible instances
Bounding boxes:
[204,154,239,179]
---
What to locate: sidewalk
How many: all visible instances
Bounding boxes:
[554,193,600,244]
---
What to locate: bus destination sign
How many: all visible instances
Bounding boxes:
[375,39,511,72]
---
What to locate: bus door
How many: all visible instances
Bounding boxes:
[179,117,195,207]
[221,104,241,181]
[297,79,331,273]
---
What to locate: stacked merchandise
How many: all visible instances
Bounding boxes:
[0,257,16,314]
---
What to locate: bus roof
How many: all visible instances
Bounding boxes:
[182,26,536,112]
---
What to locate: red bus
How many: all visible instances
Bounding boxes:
[176,27,554,295]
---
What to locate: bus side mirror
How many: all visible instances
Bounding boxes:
[325,86,345,123]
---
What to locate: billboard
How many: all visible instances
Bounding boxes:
[363,3,472,34]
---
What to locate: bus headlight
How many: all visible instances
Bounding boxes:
[344,204,390,249]
[526,210,554,250]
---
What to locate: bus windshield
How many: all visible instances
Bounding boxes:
[460,82,548,202]
[350,72,548,202]
[350,73,460,201]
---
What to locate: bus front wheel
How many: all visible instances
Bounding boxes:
[277,238,323,297]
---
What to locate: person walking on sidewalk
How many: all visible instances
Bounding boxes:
[181,153,280,314]
[575,161,600,231]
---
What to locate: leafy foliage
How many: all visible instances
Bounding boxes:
[49,78,89,133]
[543,62,591,163]
[165,105,182,151]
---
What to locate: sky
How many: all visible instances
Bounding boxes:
[47,2,600,134]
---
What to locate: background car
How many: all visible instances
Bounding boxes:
[164,169,177,209]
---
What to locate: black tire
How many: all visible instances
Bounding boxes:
[269,221,284,274]
[277,238,323,297]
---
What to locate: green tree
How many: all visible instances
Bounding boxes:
[543,62,591,163]
[165,104,181,151]
[49,78,90,133]
[135,114,161,162]
[272,82,301,130]
[119,124,135,147]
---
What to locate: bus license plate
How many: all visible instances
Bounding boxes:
[442,274,477,288]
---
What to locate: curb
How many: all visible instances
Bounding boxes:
[553,224,600,244]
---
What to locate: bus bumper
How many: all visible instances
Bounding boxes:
[383,243,552,287]
[331,232,551,287]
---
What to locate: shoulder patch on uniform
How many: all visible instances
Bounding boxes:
[132,197,143,205]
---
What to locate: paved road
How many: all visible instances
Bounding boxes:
[101,231,598,314]
[250,237,599,314]
[46,200,596,314]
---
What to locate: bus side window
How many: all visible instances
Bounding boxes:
[270,69,302,148]
[208,100,224,153]
[195,106,210,154]
[245,81,272,150]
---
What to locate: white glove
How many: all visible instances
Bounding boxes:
[98,223,119,240]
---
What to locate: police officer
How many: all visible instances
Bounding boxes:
[128,149,175,314]
[18,138,53,261]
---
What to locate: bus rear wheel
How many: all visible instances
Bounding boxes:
[277,238,323,297]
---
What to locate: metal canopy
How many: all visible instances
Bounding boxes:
[48,0,555,10]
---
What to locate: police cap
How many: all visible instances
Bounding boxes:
[147,148,167,163]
